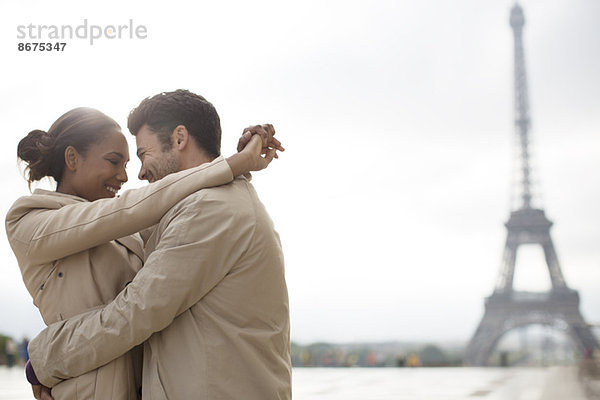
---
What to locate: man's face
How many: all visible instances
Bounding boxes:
[135,124,181,183]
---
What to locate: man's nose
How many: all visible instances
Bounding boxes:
[138,166,147,181]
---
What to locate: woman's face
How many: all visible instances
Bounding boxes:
[69,130,130,201]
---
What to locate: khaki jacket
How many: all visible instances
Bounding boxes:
[6,157,233,399]
[28,176,292,400]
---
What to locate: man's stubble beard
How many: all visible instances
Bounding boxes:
[154,149,181,182]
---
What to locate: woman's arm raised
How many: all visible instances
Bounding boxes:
[6,125,283,264]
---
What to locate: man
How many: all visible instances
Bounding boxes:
[27,89,292,399]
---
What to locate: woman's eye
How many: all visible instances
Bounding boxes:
[108,159,119,165]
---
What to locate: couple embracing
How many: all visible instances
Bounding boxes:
[6,89,291,399]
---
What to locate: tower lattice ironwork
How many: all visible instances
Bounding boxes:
[464,4,598,366]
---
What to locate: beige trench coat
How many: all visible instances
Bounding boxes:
[28,176,292,399]
[5,157,233,399]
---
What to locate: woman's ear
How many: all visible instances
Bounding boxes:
[64,146,80,171]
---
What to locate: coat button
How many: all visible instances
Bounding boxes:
[58,272,64,278]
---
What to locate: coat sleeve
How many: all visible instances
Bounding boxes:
[27,189,254,387]
[5,157,233,265]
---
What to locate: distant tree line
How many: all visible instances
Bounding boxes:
[290,342,464,367]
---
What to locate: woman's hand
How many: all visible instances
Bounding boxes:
[226,124,284,176]
[237,124,284,154]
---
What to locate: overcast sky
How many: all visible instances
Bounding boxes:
[1,0,599,345]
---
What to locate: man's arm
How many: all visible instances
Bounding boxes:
[28,189,253,387]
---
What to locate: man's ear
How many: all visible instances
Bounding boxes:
[64,146,80,171]
[173,125,190,150]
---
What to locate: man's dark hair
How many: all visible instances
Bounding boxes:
[127,89,221,158]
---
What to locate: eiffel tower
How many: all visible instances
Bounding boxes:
[464,4,599,366]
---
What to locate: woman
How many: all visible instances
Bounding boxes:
[6,107,280,399]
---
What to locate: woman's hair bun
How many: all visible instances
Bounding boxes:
[17,129,54,183]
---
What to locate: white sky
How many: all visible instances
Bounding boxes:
[0,0,598,345]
